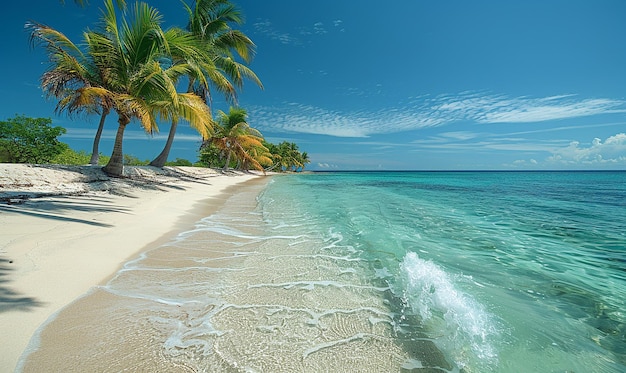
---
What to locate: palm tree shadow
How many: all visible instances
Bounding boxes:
[0,195,127,227]
[0,195,129,312]
[0,258,43,312]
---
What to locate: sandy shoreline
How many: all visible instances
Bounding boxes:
[0,164,263,372]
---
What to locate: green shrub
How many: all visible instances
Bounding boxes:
[51,148,110,165]
[164,158,193,166]
[123,154,149,166]
[0,115,67,163]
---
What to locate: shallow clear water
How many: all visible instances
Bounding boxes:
[22,171,626,372]
[262,171,625,372]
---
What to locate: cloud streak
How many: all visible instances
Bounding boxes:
[253,19,300,45]
[409,128,626,168]
[249,93,626,138]
[62,128,203,142]
[253,18,345,45]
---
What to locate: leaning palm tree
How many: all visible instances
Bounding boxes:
[241,142,272,171]
[35,0,211,176]
[94,0,212,176]
[206,107,265,172]
[32,0,208,176]
[27,20,115,165]
[149,0,263,168]
[276,141,304,172]
[299,151,311,171]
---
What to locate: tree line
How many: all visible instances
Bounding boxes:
[13,0,309,175]
[0,114,310,172]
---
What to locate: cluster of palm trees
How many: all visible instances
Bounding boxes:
[265,141,310,172]
[200,107,310,172]
[29,0,298,177]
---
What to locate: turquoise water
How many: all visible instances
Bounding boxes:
[260,171,626,372]
[22,171,625,372]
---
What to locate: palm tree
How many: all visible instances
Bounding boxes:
[206,107,266,172]
[240,138,272,171]
[275,141,304,172]
[97,0,213,176]
[69,1,127,164]
[149,0,263,168]
[299,151,311,171]
[33,0,211,177]
[27,20,115,165]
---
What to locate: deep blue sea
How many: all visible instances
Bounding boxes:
[22,171,626,372]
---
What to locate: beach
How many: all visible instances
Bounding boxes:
[0,164,261,372]
[2,168,624,372]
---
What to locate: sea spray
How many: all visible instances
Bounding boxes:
[399,252,499,371]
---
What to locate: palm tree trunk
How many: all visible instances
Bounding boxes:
[102,115,129,177]
[90,109,109,165]
[148,79,197,168]
[149,121,177,168]
[222,150,231,171]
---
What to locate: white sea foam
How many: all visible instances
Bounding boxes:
[399,252,499,370]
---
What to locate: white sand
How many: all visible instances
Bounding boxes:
[0,164,260,371]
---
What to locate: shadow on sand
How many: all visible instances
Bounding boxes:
[0,258,43,312]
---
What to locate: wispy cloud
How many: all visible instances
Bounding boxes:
[249,93,626,138]
[317,162,339,169]
[254,18,345,45]
[333,19,345,32]
[62,128,202,142]
[410,127,626,168]
[253,19,300,45]
[312,22,327,35]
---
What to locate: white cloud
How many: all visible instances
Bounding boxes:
[439,131,480,140]
[249,93,626,138]
[313,22,327,34]
[62,128,202,142]
[255,18,345,45]
[317,162,338,169]
[427,93,626,124]
[546,133,626,165]
[253,19,300,45]
[478,98,625,123]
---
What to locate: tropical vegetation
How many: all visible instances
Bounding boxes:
[148,0,262,168]
[0,116,67,163]
[18,0,308,175]
[200,107,270,172]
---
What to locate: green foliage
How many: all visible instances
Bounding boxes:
[52,148,110,165]
[266,141,310,172]
[199,139,310,172]
[123,154,149,166]
[164,158,193,166]
[198,143,227,168]
[0,115,67,163]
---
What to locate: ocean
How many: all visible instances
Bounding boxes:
[21,171,626,372]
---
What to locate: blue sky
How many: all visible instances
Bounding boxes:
[2,0,626,170]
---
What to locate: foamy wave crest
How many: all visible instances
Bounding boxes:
[399,252,498,371]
